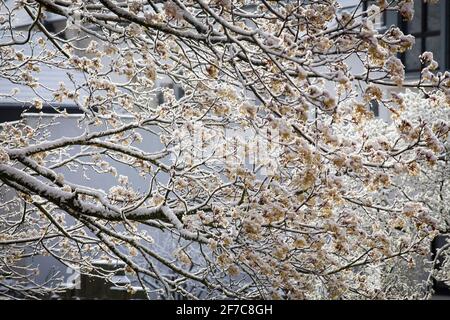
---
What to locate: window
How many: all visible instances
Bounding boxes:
[447,4,450,71]
[431,234,450,295]
[156,83,184,105]
[400,1,442,72]
[368,99,379,117]
[337,0,386,29]
[362,0,386,29]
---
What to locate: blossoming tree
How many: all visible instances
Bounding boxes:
[0,0,449,299]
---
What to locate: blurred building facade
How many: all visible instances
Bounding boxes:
[0,0,449,298]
